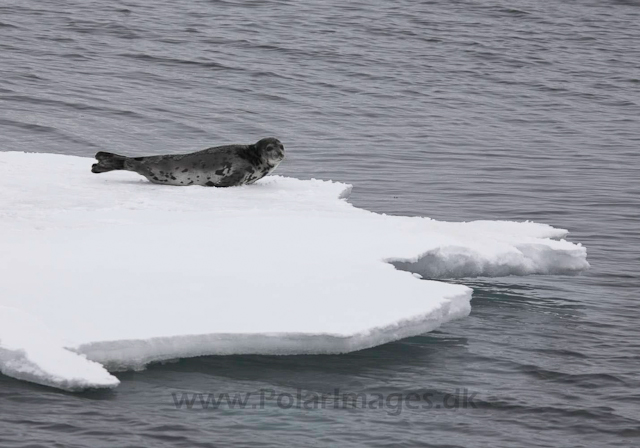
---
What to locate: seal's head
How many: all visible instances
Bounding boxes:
[255,137,285,164]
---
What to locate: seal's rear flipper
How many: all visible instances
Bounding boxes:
[92,152,127,173]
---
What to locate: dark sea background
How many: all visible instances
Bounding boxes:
[1,0,639,447]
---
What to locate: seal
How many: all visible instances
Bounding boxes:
[91,137,285,187]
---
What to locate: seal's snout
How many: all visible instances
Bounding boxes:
[254,137,285,162]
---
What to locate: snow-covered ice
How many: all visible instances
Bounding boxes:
[0,306,119,390]
[0,152,589,391]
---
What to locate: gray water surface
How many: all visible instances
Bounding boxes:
[1,0,639,447]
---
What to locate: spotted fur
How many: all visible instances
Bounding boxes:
[91,138,285,187]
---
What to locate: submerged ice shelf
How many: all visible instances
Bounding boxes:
[0,152,589,391]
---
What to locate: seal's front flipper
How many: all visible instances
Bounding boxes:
[92,152,127,173]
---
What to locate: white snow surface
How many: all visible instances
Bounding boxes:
[0,152,588,391]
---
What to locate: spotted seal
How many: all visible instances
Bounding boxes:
[91,137,285,187]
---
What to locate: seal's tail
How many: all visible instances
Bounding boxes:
[92,152,128,173]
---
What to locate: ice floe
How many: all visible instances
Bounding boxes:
[0,152,588,390]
